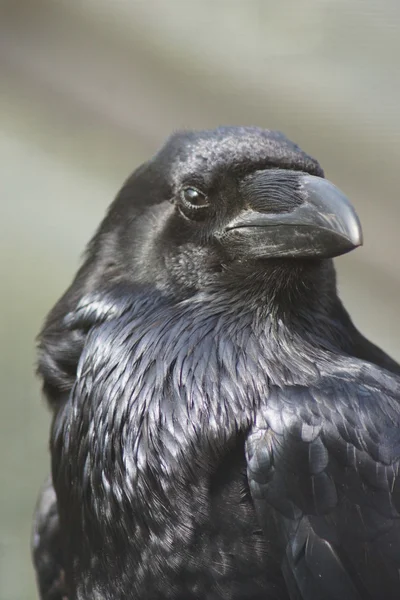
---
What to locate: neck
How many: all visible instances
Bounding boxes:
[207,258,352,354]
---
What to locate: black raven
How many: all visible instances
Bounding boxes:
[33,127,400,600]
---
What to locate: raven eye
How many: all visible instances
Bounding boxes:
[181,187,209,208]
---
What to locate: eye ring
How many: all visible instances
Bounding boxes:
[181,187,209,208]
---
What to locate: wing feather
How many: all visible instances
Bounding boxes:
[246,377,400,599]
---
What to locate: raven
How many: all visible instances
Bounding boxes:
[33,127,400,600]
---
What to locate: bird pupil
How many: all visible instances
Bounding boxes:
[185,188,205,206]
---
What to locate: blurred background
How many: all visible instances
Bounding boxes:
[1,0,400,598]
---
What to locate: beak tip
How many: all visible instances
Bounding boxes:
[348,217,363,249]
[302,174,363,254]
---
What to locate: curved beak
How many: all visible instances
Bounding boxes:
[222,172,363,259]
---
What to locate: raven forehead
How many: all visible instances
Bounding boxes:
[155,127,324,184]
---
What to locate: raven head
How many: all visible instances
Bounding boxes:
[160,128,361,259]
[71,127,362,299]
[119,127,361,290]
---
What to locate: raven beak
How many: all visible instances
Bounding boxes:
[223,173,363,259]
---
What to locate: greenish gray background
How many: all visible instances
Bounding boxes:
[1,1,400,598]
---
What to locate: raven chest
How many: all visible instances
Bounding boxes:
[52,307,280,596]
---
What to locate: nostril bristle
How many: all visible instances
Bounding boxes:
[240,169,305,214]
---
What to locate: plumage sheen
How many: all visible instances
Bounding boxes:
[33,127,400,600]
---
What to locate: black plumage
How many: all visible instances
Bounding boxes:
[33,127,400,600]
